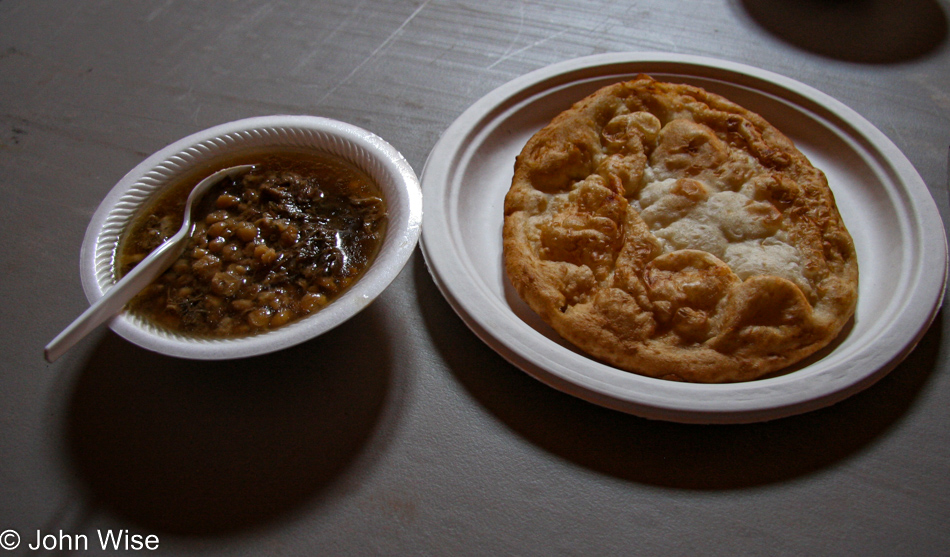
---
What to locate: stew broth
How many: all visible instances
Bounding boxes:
[118,150,387,337]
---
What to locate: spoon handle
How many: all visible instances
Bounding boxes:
[43,232,188,363]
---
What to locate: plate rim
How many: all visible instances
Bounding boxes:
[420,52,948,423]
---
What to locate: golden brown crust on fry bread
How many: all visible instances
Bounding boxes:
[503,75,858,383]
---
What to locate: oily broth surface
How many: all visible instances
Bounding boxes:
[118,150,388,337]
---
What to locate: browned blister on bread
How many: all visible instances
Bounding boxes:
[503,75,858,383]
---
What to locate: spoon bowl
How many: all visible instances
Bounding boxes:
[44,164,254,362]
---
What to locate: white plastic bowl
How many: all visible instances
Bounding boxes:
[81,115,422,359]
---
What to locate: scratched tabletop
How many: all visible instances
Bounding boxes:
[2,1,950,555]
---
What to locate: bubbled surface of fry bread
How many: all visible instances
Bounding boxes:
[503,75,858,383]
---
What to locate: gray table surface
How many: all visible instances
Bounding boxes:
[2,1,950,555]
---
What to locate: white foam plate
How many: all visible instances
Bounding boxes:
[420,53,948,423]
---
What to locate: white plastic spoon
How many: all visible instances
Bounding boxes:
[44,164,254,362]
